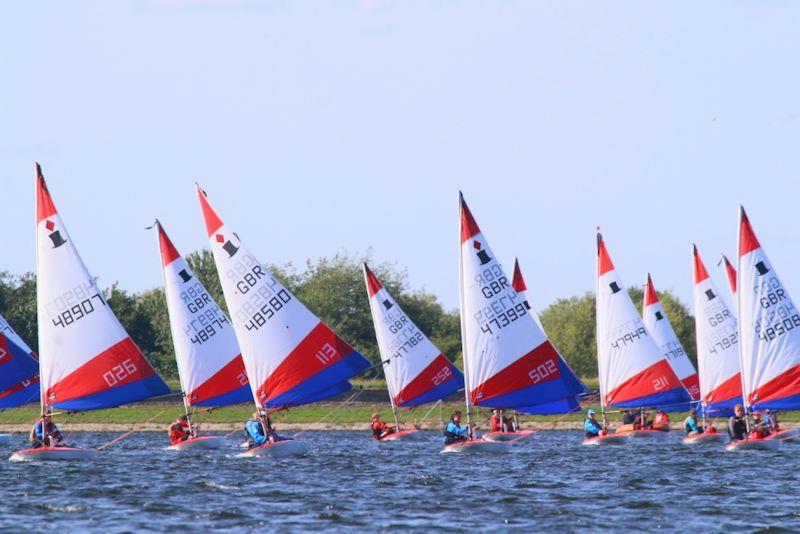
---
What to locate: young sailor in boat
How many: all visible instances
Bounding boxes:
[652,410,670,431]
[29,413,64,448]
[443,410,470,444]
[489,409,516,432]
[683,408,704,435]
[763,409,780,433]
[245,411,282,447]
[632,410,652,430]
[584,408,604,438]
[370,413,396,440]
[728,404,748,441]
[168,414,192,445]
[622,410,635,425]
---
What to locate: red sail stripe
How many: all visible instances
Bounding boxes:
[470,342,561,405]
[748,363,800,406]
[605,359,683,406]
[186,354,249,405]
[393,354,454,406]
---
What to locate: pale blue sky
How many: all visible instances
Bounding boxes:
[1,1,799,311]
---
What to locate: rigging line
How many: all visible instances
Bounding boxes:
[292,388,364,439]
[413,399,442,428]
[96,408,168,451]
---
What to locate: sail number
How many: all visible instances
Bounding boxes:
[315,343,338,365]
[189,315,230,345]
[432,364,453,386]
[528,358,557,384]
[243,290,292,331]
[652,375,669,391]
[51,294,107,328]
[103,358,137,387]
[610,327,648,350]
[479,303,528,335]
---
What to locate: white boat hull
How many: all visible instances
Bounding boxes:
[377,430,419,442]
[582,433,628,446]
[236,439,311,458]
[0,434,10,446]
[441,440,510,454]
[9,446,99,462]
[682,432,728,445]
[725,438,782,451]
[482,430,536,443]
[167,435,225,451]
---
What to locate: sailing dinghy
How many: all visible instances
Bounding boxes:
[594,233,691,442]
[449,195,585,452]
[11,164,171,462]
[726,208,800,451]
[155,221,251,451]
[363,263,463,442]
[480,259,587,443]
[196,185,370,458]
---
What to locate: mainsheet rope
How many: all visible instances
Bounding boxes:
[96,408,169,451]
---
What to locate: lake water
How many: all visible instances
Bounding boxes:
[1,430,798,532]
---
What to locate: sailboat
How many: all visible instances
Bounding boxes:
[154,221,251,451]
[448,194,584,453]
[727,207,800,451]
[11,164,170,462]
[195,185,370,458]
[363,263,464,441]
[684,245,738,445]
[0,314,40,445]
[642,273,700,405]
[594,232,690,443]
[480,258,587,442]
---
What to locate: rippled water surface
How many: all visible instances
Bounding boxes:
[2,430,799,532]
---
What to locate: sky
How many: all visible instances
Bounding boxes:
[1,1,799,312]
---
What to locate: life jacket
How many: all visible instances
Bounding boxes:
[443,421,467,442]
[489,415,502,432]
[243,419,256,444]
[371,421,385,439]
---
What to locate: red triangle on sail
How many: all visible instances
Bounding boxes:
[512,259,527,292]
[739,207,761,257]
[157,222,181,268]
[692,245,710,284]
[363,263,383,297]
[35,163,57,224]
[196,184,224,237]
[597,233,615,276]
[644,274,660,306]
[722,254,737,294]
[459,193,481,244]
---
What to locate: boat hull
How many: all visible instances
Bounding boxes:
[441,440,510,454]
[617,429,668,439]
[725,438,781,452]
[582,433,628,446]
[9,446,99,462]
[682,432,728,445]
[482,430,536,442]
[167,435,225,451]
[236,439,311,458]
[766,429,800,442]
[0,434,10,446]
[377,430,419,442]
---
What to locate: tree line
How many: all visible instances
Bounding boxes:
[0,251,697,381]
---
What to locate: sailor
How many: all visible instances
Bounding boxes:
[29,412,63,448]
[652,410,670,430]
[584,408,604,438]
[727,404,748,441]
[763,409,780,433]
[633,410,651,430]
[622,410,636,425]
[489,409,515,432]
[683,408,703,435]
[168,414,192,445]
[245,411,280,448]
[370,413,396,440]
[443,410,470,444]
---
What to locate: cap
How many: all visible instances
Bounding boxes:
[587,408,596,415]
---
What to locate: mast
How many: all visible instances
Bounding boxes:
[596,231,608,429]
[458,193,474,439]
[35,163,46,421]
[735,206,751,431]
